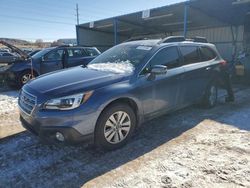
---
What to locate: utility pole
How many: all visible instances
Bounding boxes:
[183,1,189,38]
[76,3,79,45]
[76,3,79,25]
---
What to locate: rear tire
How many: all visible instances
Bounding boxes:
[202,82,218,108]
[95,103,136,150]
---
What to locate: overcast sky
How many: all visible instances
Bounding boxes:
[0,0,183,41]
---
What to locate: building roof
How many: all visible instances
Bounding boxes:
[78,0,250,37]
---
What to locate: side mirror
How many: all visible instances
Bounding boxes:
[150,65,167,75]
[41,56,45,61]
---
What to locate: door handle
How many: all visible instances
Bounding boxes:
[206,67,211,71]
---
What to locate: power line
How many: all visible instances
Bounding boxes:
[4,0,76,14]
[8,0,126,16]
[0,5,76,20]
[0,18,75,31]
[0,14,76,25]
[3,0,128,18]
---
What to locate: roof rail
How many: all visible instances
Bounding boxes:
[56,45,70,48]
[160,36,186,43]
[160,36,208,44]
[192,36,208,43]
[124,37,150,42]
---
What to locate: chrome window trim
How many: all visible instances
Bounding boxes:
[137,45,180,77]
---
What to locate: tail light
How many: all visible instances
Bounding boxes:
[220,60,227,66]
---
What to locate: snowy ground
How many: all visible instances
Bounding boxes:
[0,87,249,188]
[0,90,24,139]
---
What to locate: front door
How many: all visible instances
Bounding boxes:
[40,49,64,74]
[137,46,184,119]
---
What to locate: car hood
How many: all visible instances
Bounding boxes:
[0,40,29,60]
[26,66,130,96]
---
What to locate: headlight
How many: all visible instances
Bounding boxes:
[44,91,93,110]
[0,64,12,72]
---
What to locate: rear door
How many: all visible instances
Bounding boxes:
[179,45,211,105]
[40,49,64,74]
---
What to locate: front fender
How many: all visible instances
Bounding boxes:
[9,62,40,75]
[93,81,144,124]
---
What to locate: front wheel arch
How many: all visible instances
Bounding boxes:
[17,69,38,88]
[94,98,139,148]
[94,102,137,150]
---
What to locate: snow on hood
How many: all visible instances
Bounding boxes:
[87,60,135,74]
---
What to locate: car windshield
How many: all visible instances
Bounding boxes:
[88,44,152,74]
[32,48,54,59]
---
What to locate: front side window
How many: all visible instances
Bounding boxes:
[141,46,180,75]
[200,46,217,61]
[44,49,64,61]
[148,47,180,69]
[180,46,200,65]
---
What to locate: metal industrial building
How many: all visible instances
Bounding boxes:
[76,0,250,61]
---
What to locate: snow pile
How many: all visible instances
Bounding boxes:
[0,91,19,114]
[88,60,135,74]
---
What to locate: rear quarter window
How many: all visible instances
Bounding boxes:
[200,46,217,61]
[84,48,100,57]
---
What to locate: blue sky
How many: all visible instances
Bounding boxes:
[0,0,183,42]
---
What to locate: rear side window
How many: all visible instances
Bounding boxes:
[84,48,100,56]
[180,46,200,65]
[200,46,217,61]
[149,47,181,69]
[67,49,87,58]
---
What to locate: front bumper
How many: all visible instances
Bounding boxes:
[18,99,97,145]
[18,84,104,145]
[0,69,18,86]
[20,115,93,144]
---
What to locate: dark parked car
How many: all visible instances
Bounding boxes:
[0,49,9,53]
[0,43,100,87]
[28,50,41,56]
[19,37,227,150]
[0,52,19,64]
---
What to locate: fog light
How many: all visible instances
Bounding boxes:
[55,132,65,142]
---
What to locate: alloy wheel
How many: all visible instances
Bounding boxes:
[21,73,33,84]
[104,111,131,144]
[209,85,217,106]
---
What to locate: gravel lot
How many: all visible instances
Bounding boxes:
[0,87,249,188]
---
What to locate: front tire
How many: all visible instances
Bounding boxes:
[95,103,136,150]
[17,70,35,88]
[203,82,218,108]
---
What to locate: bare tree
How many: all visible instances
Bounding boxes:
[35,39,44,48]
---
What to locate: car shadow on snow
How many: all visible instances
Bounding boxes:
[0,104,209,187]
[0,87,249,187]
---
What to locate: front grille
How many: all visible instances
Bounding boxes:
[19,89,37,115]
